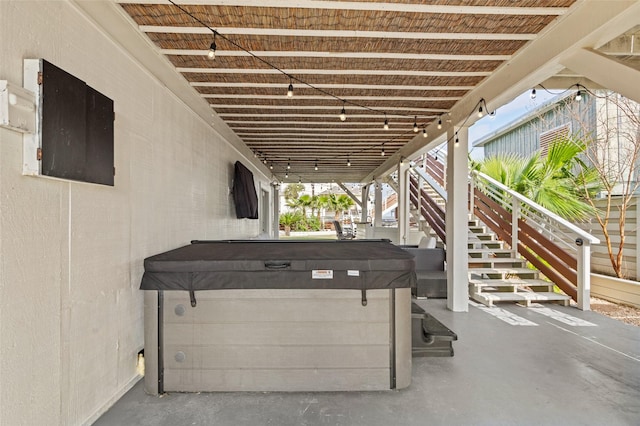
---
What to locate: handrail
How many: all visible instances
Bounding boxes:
[410,164,447,201]
[472,170,599,310]
[474,171,600,244]
[407,151,599,310]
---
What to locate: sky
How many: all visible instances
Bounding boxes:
[468,90,558,159]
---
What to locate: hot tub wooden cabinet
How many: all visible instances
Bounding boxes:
[141,240,415,394]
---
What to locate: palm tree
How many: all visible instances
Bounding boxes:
[323,193,355,220]
[283,183,305,202]
[285,197,304,214]
[477,138,600,221]
[298,194,314,218]
[313,194,328,222]
[279,211,302,236]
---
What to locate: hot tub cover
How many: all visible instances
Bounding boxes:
[140,240,415,291]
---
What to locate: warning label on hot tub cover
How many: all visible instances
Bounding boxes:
[312,270,333,279]
[311,270,361,279]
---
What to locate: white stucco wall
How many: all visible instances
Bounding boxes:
[0,2,268,425]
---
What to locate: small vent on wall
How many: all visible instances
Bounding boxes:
[539,123,571,158]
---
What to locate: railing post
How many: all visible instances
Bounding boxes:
[511,198,519,252]
[576,239,591,311]
[417,171,423,215]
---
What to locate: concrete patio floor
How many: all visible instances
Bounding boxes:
[94,299,640,426]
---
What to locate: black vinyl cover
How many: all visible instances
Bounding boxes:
[232,161,258,219]
[140,240,415,291]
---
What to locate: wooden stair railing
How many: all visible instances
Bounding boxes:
[409,174,446,243]
[472,184,579,301]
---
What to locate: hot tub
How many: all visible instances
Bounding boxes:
[141,240,415,393]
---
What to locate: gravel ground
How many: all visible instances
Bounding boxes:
[590,297,640,327]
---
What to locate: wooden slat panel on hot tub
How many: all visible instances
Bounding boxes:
[164,368,392,392]
[165,294,389,323]
[164,322,389,346]
[161,289,394,391]
[164,344,388,370]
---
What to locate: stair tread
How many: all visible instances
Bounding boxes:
[422,313,458,341]
[468,248,513,254]
[471,291,570,302]
[468,257,525,263]
[469,278,553,287]
[468,267,536,274]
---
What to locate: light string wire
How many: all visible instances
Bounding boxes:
[165,0,439,169]
[166,0,426,118]
[165,1,588,180]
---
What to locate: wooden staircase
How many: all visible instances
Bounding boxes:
[467,216,571,307]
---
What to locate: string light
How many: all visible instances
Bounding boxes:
[381,144,385,157]
[339,101,347,121]
[413,116,419,132]
[422,127,427,138]
[384,114,389,130]
[285,171,289,178]
[269,164,274,170]
[347,157,351,167]
[208,31,217,59]
[287,160,291,170]
[177,1,600,151]
[314,160,318,171]
[287,78,293,98]
[263,158,267,165]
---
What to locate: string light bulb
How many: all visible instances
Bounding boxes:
[455,134,459,145]
[413,116,419,133]
[263,158,267,165]
[384,114,389,130]
[347,157,351,167]
[437,117,442,130]
[381,144,385,157]
[477,105,484,118]
[287,78,293,98]
[422,127,427,138]
[208,32,217,59]
[314,160,318,171]
[530,88,537,99]
[287,160,291,170]
[269,164,273,170]
[575,87,582,101]
[285,171,289,178]
[339,102,346,121]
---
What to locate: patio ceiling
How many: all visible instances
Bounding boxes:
[93,1,640,183]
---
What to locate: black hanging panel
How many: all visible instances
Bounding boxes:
[233,161,259,219]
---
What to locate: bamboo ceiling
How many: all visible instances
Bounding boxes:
[118,0,578,183]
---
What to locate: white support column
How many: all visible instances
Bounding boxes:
[446,127,469,312]
[576,240,591,311]
[374,181,383,227]
[361,184,370,223]
[272,184,280,239]
[398,160,411,246]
